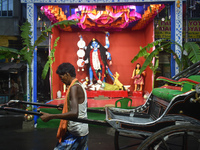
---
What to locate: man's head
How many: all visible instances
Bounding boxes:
[56,63,76,85]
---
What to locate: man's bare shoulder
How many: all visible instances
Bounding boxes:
[71,83,84,93]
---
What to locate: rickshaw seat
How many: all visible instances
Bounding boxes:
[115,98,132,109]
[152,75,200,101]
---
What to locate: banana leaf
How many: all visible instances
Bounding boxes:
[165,48,181,69]
[0,20,76,102]
[0,47,20,60]
[131,39,167,63]
[34,34,48,47]
[139,49,160,74]
[21,51,32,65]
[143,39,166,51]
[51,37,60,62]
[42,61,50,80]
[20,21,32,50]
[43,20,78,32]
[184,42,200,64]
[41,37,60,79]
[170,39,184,52]
[34,20,77,47]
[0,46,19,54]
[152,57,159,73]
[131,47,149,63]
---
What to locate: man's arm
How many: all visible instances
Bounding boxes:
[40,86,79,122]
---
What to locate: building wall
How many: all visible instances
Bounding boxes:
[0,0,22,36]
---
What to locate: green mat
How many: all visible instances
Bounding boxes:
[37,108,106,128]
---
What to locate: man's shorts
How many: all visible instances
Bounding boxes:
[54,131,88,150]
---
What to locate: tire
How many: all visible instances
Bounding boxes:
[114,130,146,150]
[137,124,200,150]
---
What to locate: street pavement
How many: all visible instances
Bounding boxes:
[0,123,139,150]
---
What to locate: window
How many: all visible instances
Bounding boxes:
[0,0,13,16]
[190,4,200,18]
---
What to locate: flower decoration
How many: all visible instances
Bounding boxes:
[41,5,72,31]
[41,4,165,31]
[177,0,180,8]
[132,4,165,30]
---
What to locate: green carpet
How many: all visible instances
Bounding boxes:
[37,108,106,128]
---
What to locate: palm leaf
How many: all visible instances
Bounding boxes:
[184,42,200,64]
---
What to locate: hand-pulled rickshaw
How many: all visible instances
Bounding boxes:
[1,61,200,150]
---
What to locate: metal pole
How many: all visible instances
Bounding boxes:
[8,74,11,101]
[185,0,189,43]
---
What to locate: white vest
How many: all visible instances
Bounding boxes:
[68,82,89,136]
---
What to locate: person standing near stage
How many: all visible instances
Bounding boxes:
[40,63,89,150]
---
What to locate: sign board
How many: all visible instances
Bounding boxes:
[155,20,200,42]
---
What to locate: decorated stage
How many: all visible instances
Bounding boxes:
[44,90,145,108]
[37,90,146,128]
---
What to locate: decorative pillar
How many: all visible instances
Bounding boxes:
[171,0,183,77]
[27,3,38,123]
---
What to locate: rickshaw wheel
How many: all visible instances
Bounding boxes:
[114,130,146,150]
[137,124,200,150]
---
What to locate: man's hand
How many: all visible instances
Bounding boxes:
[57,104,63,111]
[40,112,52,122]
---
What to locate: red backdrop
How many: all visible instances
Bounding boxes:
[51,21,154,99]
